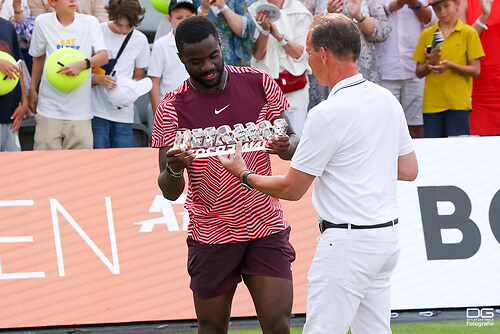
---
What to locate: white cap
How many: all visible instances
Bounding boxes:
[108,77,153,109]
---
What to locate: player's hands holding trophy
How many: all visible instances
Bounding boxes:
[166,146,196,175]
[172,119,288,158]
[217,119,289,178]
[218,141,248,180]
[264,118,290,155]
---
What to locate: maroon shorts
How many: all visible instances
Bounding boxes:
[186,227,296,299]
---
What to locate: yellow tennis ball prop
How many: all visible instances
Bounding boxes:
[150,0,170,14]
[0,51,20,96]
[44,48,90,92]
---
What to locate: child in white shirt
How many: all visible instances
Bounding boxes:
[148,0,197,112]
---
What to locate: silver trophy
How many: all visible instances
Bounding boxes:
[258,120,275,140]
[216,125,235,145]
[173,131,183,149]
[273,118,288,137]
[191,128,205,147]
[203,126,218,146]
[245,122,261,140]
[181,130,193,149]
[233,123,249,141]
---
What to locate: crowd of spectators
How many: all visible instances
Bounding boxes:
[0,0,498,152]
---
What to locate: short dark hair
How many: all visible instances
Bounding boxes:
[107,0,145,28]
[309,14,361,62]
[175,16,220,54]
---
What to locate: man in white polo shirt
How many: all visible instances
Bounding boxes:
[219,13,418,333]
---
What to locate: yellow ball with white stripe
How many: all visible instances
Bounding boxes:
[0,51,20,96]
[44,48,89,92]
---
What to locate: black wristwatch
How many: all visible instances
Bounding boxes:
[84,58,91,69]
[166,162,184,177]
[241,170,256,190]
[410,1,422,11]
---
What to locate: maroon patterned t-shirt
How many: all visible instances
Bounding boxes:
[152,66,291,244]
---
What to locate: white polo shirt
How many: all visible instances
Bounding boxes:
[291,74,414,226]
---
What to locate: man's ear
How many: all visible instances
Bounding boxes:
[177,52,185,65]
[320,47,329,65]
[47,0,56,8]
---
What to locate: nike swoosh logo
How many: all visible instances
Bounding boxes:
[215,104,230,115]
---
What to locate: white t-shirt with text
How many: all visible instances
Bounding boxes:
[29,12,106,120]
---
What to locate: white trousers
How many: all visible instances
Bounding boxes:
[302,225,400,334]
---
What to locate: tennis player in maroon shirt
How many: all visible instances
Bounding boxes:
[152,16,300,334]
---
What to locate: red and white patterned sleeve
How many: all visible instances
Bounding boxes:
[151,93,179,148]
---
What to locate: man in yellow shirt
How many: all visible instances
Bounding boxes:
[413,0,484,137]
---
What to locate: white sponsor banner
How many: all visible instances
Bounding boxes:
[393,137,500,309]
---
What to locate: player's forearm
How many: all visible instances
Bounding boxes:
[158,172,186,201]
[277,134,300,161]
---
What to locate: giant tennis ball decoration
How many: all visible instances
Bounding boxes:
[0,51,20,96]
[44,48,89,92]
[150,0,170,14]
